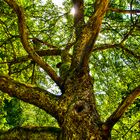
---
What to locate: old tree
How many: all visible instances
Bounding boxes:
[0,0,140,139]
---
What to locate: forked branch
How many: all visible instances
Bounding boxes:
[72,0,109,69]
[4,0,62,87]
[0,75,60,119]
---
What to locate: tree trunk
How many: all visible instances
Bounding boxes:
[57,69,111,140]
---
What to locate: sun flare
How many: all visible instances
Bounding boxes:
[70,7,76,15]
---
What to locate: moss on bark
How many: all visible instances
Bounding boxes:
[0,127,61,140]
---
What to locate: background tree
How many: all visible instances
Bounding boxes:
[3,98,23,128]
[0,0,140,139]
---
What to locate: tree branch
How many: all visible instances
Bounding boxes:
[72,0,109,69]
[92,44,140,60]
[0,75,60,119]
[93,44,116,52]
[108,8,140,14]
[104,85,140,130]
[119,44,140,60]
[72,0,84,39]
[0,49,61,65]
[120,25,135,44]
[31,38,58,49]
[4,0,62,88]
[36,49,61,56]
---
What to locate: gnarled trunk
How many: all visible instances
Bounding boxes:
[57,69,111,140]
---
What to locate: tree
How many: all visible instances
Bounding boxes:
[3,98,23,127]
[0,0,140,139]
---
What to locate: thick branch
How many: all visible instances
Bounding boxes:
[104,86,140,130]
[0,126,61,140]
[0,75,60,119]
[4,0,62,87]
[72,0,109,69]
[72,0,84,39]
[108,8,140,14]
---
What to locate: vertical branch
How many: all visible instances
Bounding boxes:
[71,0,109,69]
[72,0,84,39]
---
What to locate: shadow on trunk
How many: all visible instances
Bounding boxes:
[0,126,61,140]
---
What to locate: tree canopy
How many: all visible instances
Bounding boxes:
[0,0,140,139]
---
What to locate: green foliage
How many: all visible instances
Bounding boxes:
[3,98,23,128]
[21,102,58,127]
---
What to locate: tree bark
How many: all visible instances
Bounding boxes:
[56,68,111,140]
[0,127,61,140]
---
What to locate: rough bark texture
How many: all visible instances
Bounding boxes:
[57,69,110,139]
[0,127,61,140]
